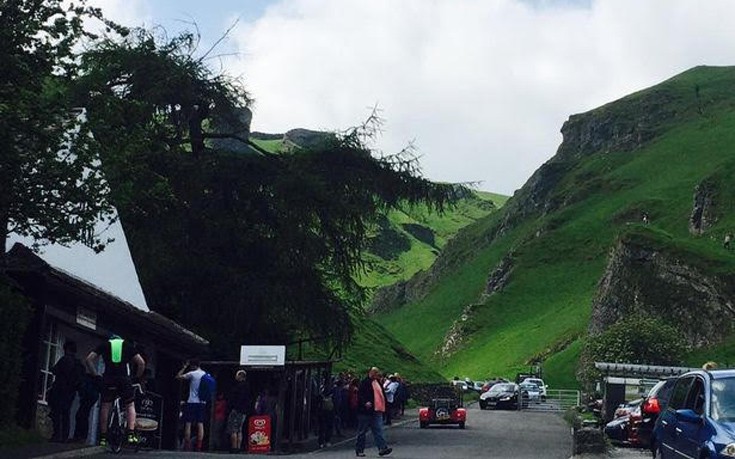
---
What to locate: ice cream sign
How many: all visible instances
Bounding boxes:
[248,415,272,453]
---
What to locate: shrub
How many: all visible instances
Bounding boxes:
[578,314,686,388]
[0,278,32,428]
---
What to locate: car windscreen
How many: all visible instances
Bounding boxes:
[711,377,735,422]
[520,383,539,391]
[489,384,514,393]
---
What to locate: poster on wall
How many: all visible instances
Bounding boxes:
[247,415,272,453]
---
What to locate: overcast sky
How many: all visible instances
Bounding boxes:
[92,0,735,195]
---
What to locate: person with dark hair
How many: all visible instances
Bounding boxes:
[348,378,360,428]
[317,377,335,448]
[176,358,206,451]
[85,335,146,447]
[226,370,249,453]
[49,340,83,442]
[73,368,100,443]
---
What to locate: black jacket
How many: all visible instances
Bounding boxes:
[228,381,250,414]
[357,377,387,414]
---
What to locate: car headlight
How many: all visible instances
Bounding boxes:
[500,396,511,401]
[722,443,735,457]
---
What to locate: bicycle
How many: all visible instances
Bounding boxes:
[106,383,144,454]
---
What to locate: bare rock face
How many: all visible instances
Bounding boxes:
[689,179,718,235]
[210,106,253,153]
[435,257,513,359]
[485,256,513,296]
[283,128,332,149]
[435,302,479,360]
[499,87,680,236]
[589,238,735,348]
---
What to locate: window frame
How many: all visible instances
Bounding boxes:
[38,320,63,404]
[684,376,706,415]
[667,376,694,411]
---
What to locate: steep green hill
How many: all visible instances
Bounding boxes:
[375,66,735,388]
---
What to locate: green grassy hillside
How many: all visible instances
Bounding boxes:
[376,66,735,388]
[359,193,500,288]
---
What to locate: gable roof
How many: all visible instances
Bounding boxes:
[5,243,208,355]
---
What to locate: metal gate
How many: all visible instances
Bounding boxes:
[520,389,580,412]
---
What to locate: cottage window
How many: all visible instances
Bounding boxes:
[38,320,63,403]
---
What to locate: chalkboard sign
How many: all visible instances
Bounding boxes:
[135,390,163,449]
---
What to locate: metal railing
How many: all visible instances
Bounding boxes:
[519,389,580,412]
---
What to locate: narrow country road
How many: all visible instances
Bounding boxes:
[92,404,573,458]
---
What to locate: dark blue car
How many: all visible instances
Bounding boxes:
[652,369,735,458]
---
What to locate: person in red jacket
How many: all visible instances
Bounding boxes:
[354,367,392,457]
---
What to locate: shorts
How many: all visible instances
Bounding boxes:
[102,376,135,405]
[227,410,246,434]
[182,403,206,424]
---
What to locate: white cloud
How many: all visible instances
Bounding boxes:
[227,0,735,194]
[88,0,151,28]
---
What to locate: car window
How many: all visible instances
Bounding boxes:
[711,377,735,422]
[668,376,693,411]
[647,379,666,397]
[489,384,513,393]
[685,378,705,415]
[659,379,676,403]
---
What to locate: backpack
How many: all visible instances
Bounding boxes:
[321,394,334,412]
[198,372,216,403]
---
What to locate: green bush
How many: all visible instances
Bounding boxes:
[578,315,686,388]
[0,278,32,429]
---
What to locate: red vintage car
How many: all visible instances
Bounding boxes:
[418,385,466,429]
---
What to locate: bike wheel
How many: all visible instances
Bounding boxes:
[108,409,124,454]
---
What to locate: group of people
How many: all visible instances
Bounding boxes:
[314,367,408,456]
[50,336,408,457]
[178,360,279,454]
[48,335,146,447]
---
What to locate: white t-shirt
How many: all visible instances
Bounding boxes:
[385,381,399,403]
[184,368,206,403]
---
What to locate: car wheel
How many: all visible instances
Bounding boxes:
[541,395,546,402]
[479,401,486,410]
[459,422,465,429]
[420,421,427,429]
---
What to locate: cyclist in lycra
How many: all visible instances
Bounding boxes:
[85,334,145,446]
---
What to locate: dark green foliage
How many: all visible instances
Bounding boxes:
[368,216,412,260]
[0,279,32,428]
[578,315,686,387]
[401,223,436,248]
[0,0,118,253]
[76,29,465,357]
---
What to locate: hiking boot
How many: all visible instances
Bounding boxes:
[379,447,393,456]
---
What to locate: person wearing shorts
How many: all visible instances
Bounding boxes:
[226,370,249,453]
[176,359,207,451]
[85,335,145,446]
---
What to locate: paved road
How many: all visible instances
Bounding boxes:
[89,404,573,458]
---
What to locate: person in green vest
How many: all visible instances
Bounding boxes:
[85,334,146,447]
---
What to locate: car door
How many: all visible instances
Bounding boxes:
[675,376,707,459]
[657,376,693,458]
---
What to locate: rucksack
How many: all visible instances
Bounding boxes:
[321,394,334,412]
[198,372,216,403]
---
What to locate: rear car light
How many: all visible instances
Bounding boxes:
[642,398,660,414]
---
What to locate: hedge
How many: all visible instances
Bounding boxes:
[0,277,32,428]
